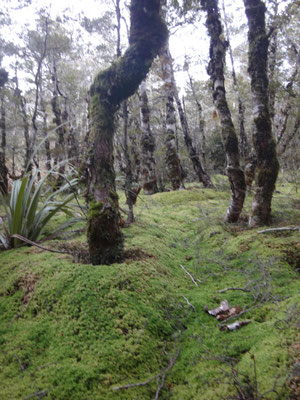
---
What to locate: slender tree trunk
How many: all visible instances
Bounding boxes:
[40,93,52,171]
[0,83,8,194]
[159,41,184,190]
[14,68,30,174]
[87,0,167,265]
[51,60,67,188]
[139,80,159,194]
[175,88,213,187]
[221,0,248,160]
[201,0,246,222]
[187,73,207,168]
[243,0,280,226]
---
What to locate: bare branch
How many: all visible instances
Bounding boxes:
[113,331,182,393]
[179,264,199,287]
[218,287,251,293]
[258,226,300,234]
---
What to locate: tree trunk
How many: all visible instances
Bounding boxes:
[40,92,52,171]
[0,83,8,194]
[87,0,167,265]
[243,0,280,226]
[175,90,213,187]
[139,80,159,194]
[201,0,246,222]
[159,41,184,190]
[187,73,207,169]
[221,0,248,160]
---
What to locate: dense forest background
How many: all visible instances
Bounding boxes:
[0,0,298,194]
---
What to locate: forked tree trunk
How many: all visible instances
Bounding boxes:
[87,0,167,265]
[139,80,159,194]
[201,0,246,222]
[243,0,280,226]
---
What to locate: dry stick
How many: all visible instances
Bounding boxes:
[113,332,182,392]
[14,354,25,378]
[12,234,71,254]
[182,295,197,319]
[23,390,48,400]
[179,265,199,287]
[218,287,251,293]
[258,226,300,234]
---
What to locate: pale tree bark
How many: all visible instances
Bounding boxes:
[40,88,52,171]
[221,0,248,159]
[139,79,159,194]
[0,68,8,194]
[244,0,280,226]
[87,0,167,265]
[201,0,246,222]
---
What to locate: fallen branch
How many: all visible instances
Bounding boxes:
[258,226,300,234]
[179,265,199,287]
[182,295,197,319]
[113,331,181,393]
[12,234,71,254]
[218,287,251,294]
[23,390,48,400]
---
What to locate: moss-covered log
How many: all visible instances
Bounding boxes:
[243,0,280,226]
[201,0,246,222]
[87,0,167,265]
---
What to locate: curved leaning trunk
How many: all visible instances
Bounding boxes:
[87,0,167,265]
[243,0,279,226]
[139,80,159,195]
[201,0,246,222]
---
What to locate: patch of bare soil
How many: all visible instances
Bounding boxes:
[16,273,39,304]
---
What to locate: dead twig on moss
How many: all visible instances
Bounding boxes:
[258,226,300,234]
[113,331,182,396]
[182,295,197,319]
[179,265,199,287]
[219,287,251,294]
[23,390,48,400]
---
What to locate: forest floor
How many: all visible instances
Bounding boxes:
[0,174,299,400]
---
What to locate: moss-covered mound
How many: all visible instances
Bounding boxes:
[0,175,299,399]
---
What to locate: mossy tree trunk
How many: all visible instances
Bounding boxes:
[159,40,184,190]
[139,79,159,195]
[87,0,167,265]
[0,69,8,194]
[201,0,246,222]
[243,0,280,226]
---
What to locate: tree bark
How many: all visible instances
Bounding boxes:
[139,80,159,194]
[159,40,184,190]
[243,0,280,226]
[221,0,248,160]
[175,90,213,187]
[87,0,167,265]
[201,0,246,222]
[0,70,8,194]
[187,73,207,169]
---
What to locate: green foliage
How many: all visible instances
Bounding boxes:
[0,172,78,249]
